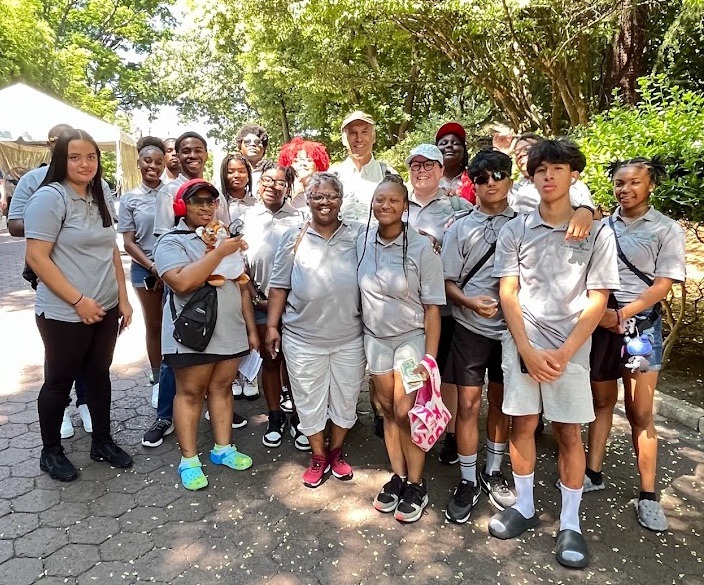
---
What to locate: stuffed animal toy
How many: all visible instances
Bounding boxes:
[622,317,653,373]
[196,220,250,286]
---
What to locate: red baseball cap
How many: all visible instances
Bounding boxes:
[435,122,466,143]
[175,179,219,203]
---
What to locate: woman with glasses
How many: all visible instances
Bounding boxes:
[265,172,365,487]
[242,162,306,449]
[277,137,331,209]
[154,179,258,491]
[236,124,271,193]
[436,122,475,204]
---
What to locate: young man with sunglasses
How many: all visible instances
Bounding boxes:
[441,149,518,523]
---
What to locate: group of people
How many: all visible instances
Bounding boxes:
[8,110,685,571]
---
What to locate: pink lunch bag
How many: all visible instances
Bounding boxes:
[408,354,452,452]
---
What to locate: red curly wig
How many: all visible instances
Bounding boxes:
[277,136,330,172]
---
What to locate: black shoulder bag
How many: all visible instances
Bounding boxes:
[23,185,65,290]
[459,211,517,289]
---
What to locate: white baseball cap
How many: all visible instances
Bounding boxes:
[405,144,444,166]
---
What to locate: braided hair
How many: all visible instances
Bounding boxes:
[258,160,296,195]
[607,156,667,185]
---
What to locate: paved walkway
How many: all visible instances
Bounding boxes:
[1,229,703,585]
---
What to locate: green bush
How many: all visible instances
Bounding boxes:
[574,76,704,222]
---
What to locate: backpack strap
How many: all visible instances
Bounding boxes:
[608,215,653,286]
[292,221,310,256]
[449,195,462,212]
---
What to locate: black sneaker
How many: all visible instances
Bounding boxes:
[262,410,287,448]
[141,419,174,447]
[445,479,481,523]
[279,387,294,413]
[438,433,459,465]
[479,468,516,510]
[373,473,406,513]
[90,437,133,468]
[232,412,248,429]
[395,479,429,523]
[40,446,78,482]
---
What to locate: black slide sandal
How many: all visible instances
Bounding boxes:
[556,529,589,569]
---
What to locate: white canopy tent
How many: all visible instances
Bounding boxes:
[0,83,139,192]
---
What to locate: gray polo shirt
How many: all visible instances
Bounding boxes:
[9,166,115,221]
[24,182,119,322]
[242,202,305,296]
[116,182,161,260]
[153,174,230,236]
[606,206,686,305]
[330,156,396,222]
[154,219,249,356]
[269,221,364,348]
[442,207,517,340]
[406,188,472,246]
[493,209,620,367]
[228,194,257,222]
[357,225,446,341]
[509,177,595,214]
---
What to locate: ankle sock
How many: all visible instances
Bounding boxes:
[180,455,200,468]
[639,490,657,502]
[559,483,583,533]
[458,453,477,484]
[512,472,535,519]
[485,439,507,474]
[585,467,603,485]
[212,443,230,454]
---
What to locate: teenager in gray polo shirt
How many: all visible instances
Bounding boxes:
[154,179,257,491]
[585,158,685,532]
[489,139,620,569]
[441,149,518,524]
[359,175,446,524]
[24,129,134,482]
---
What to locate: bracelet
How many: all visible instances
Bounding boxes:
[573,204,595,215]
[148,262,156,273]
[71,294,83,306]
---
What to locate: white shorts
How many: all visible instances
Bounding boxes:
[501,334,595,424]
[363,333,425,375]
[282,333,366,435]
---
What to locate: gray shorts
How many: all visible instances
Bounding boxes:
[364,333,425,375]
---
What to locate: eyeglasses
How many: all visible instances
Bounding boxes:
[187,197,219,208]
[243,138,262,146]
[473,171,510,185]
[308,192,341,203]
[261,175,287,189]
[409,160,439,172]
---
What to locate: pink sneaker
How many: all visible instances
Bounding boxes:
[328,447,353,481]
[302,454,328,488]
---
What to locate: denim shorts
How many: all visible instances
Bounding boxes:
[639,313,663,370]
[130,262,152,288]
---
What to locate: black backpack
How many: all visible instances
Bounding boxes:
[169,283,219,352]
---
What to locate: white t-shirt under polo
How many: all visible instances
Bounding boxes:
[493,208,620,367]
[606,206,686,305]
[357,225,446,341]
[269,221,364,348]
[24,182,118,322]
[509,177,595,214]
[442,207,517,340]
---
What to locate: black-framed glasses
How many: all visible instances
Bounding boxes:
[409,160,439,172]
[260,175,287,189]
[308,191,341,203]
[473,171,510,185]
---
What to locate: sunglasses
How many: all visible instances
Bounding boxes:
[473,171,510,185]
[187,196,219,208]
[243,138,263,146]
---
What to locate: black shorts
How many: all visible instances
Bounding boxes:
[443,323,503,387]
[437,315,456,372]
[164,349,249,369]
[589,326,623,382]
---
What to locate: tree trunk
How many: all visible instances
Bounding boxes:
[609,0,647,105]
[280,98,290,143]
[397,60,419,142]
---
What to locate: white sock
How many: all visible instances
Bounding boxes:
[485,439,506,474]
[458,453,477,484]
[559,483,583,534]
[512,472,535,519]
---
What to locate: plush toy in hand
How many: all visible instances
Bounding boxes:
[196,220,250,286]
[622,317,653,373]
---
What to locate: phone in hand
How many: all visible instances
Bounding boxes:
[143,275,158,291]
[519,356,529,374]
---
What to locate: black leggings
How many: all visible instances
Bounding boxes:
[36,307,119,449]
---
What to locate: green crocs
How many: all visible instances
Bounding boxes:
[178,459,208,491]
[210,445,253,470]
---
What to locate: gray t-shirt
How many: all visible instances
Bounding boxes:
[154,219,249,356]
[24,182,118,322]
[116,182,161,260]
[442,207,517,340]
[242,202,305,296]
[406,188,472,245]
[153,174,230,236]
[493,209,620,367]
[269,221,364,348]
[357,225,446,340]
[9,166,115,221]
[509,177,595,214]
[607,207,686,305]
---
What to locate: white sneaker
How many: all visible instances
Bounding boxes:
[280,386,293,413]
[60,407,74,439]
[232,380,244,399]
[243,377,259,400]
[151,384,159,408]
[77,404,92,433]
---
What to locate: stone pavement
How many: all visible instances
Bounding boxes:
[1,229,703,585]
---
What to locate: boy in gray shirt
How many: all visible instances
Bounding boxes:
[489,139,620,570]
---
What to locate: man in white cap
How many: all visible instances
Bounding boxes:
[330,111,396,222]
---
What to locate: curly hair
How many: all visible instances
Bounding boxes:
[277,136,330,172]
[236,124,269,151]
